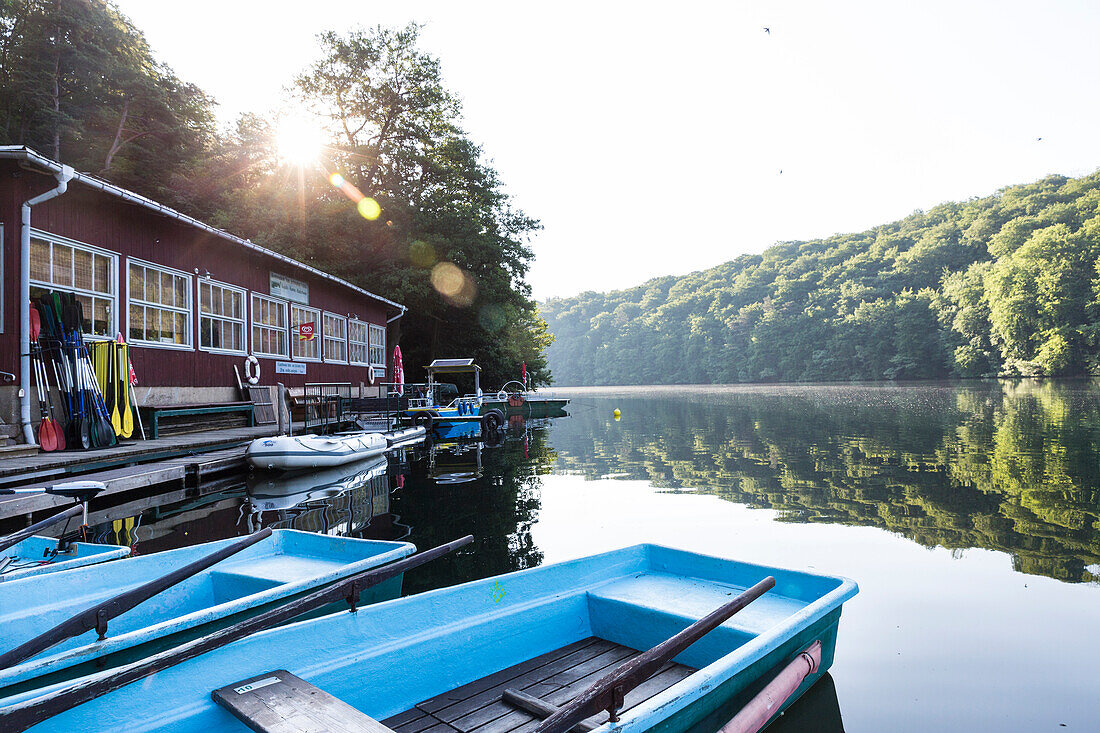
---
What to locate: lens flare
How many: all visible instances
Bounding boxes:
[357,197,382,220]
[431,262,477,306]
[329,173,345,187]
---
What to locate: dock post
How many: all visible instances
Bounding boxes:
[276,383,287,435]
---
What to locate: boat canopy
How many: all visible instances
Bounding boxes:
[426,359,480,396]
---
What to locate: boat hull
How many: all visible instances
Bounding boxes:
[246,432,389,471]
[0,530,415,697]
[0,545,857,733]
[1,538,129,583]
[478,396,570,418]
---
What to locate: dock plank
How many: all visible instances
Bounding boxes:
[213,669,396,733]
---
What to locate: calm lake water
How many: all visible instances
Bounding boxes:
[70,382,1100,731]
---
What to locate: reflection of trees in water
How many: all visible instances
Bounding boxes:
[393,429,557,594]
[551,383,1100,582]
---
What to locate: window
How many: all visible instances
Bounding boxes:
[369,323,386,366]
[128,260,192,348]
[251,294,288,358]
[199,280,247,354]
[323,312,348,363]
[349,320,369,365]
[290,304,321,361]
[29,233,116,337]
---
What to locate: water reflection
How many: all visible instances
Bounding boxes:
[551,382,1100,583]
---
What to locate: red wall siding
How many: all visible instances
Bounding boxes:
[1,163,397,391]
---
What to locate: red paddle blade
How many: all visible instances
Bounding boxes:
[53,418,67,451]
[38,419,58,452]
[29,303,41,341]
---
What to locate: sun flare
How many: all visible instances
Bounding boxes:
[275,115,323,165]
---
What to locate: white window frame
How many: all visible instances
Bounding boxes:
[348,319,370,366]
[290,303,321,362]
[323,312,348,364]
[28,229,118,339]
[251,293,289,359]
[368,323,386,367]
[198,279,248,356]
[126,258,194,350]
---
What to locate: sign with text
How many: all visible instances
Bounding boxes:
[297,322,315,340]
[275,361,307,375]
[270,272,309,304]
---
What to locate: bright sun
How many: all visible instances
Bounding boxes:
[275,115,323,165]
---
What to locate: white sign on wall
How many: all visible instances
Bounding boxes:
[270,272,309,304]
[275,361,307,375]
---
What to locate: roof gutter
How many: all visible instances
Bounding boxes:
[386,305,408,324]
[20,164,75,445]
[0,146,405,313]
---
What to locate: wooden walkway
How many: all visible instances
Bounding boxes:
[382,637,695,733]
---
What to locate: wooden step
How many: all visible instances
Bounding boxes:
[0,444,39,459]
[213,670,396,733]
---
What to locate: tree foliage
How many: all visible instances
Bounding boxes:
[0,5,550,386]
[542,173,1100,384]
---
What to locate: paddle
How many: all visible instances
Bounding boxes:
[59,296,90,450]
[28,307,57,451]
[117,337,133,438]
[0,535,474,732]
[36,297,73,447]
[0,528,275,670]
[72,299,115,448]
[108,342,121,437]
[530,576,777,733]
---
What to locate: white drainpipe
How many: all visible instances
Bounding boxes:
[19,165,75,444]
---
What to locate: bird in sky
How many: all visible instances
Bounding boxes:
[763,27,771,34]
[1036,137,1043,141]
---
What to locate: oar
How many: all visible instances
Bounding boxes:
[72,300,115,448]
[108,342,121,437]
[0,535,474,732]
[28,307,57,452]
[117,337,133,438]
[530,576,777,733]
[0,528,275,670]
[60,297,90,450]
[0,481,106,534]
[0,506,83,555]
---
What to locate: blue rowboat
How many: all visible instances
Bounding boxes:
[0,544,857,733]
[0,529,414,697]
[1,537,128,583]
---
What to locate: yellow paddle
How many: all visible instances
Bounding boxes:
[119,338,134,438]
[109,341,122,437]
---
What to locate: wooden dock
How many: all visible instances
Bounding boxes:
[0,423,297,521]
[382,637,695,733]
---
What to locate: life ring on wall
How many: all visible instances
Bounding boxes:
[244,355,260,385]
[367,365,376,386]
[496,390,508,401]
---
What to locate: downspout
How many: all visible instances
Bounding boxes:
[19,165,74,444]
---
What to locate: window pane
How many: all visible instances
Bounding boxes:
[130,305,144,341]
[93,298,110,336]
[130,265,143,301]
[74,248,93,290]
[53,244,73,287]
[175,276,186,309]
[30,240,50,281]
[95,254,110,294]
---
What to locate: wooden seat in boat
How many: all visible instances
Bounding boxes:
[212,670,397,733]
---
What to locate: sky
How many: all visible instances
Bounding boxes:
[113,0,1100,301]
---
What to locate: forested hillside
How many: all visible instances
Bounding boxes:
[542,172,1100,385]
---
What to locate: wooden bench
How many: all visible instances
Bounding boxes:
[213,669,396,733]
[140,402,255,439]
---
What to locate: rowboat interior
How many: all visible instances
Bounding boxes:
[8,545,854,732]
[0,531,413,696]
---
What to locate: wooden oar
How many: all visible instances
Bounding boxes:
[60,297,90,450]
[0,535,474,733]
[530,576,777,733]
[0,505,83,554]
[0,528,275,670]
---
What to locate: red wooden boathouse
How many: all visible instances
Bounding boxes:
[0,146,404,444]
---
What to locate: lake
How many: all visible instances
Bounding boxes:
[81,381,1100,731]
